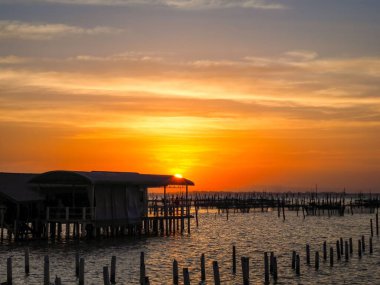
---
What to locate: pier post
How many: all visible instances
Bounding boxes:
[110,256,116,284]
[75,252,80,277]
[264,253,269,283]
[291,251,296,269]
[212,261,221,285]
[370,237,373,254]
[232,246,236,274]
[295,254,300,275]
[173,259,179,285]
[201,254,206,282]
[336,241,341,260]
[79,258,85,285]
[7,257,12,285]
[44,255,50,285]
[25,248,30,274]
[306,244,310,265]
[140,252,146,285]
[358,240,362,258]
[361,235,365,252]
[345,241,349,261]
[349,238,353,254]
[103,266,110,285]
[323,241,327,260]
[330,247,334,267]
[183,268,190,285]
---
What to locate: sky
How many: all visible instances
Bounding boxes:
[0,0,379,191]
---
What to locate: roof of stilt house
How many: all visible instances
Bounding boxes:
[30,170,195,187]
[0,172,44,203]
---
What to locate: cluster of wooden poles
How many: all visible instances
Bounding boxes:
[1,213,378,284]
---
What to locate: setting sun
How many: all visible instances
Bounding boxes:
[174,174,183,179]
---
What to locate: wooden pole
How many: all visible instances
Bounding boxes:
[315,251,319,270]
[173,259,179,285]
[201,254,206,282]
[323,241,327,260]
[25,248,30,274]
[371,219,374,237]
[370,237,373,254]
[183,268,190,285]
[291,251,296,269]
[295,254,300,275]
[75,252,80,277]
[232,246,236,274]
[273,256,278,281]
[358,240,362,258]
[7,257,12,285]
[79,258,85,285]
[264,253,269,283]
[330,247,334,267]
[44,255,50,285]
[212,261,221,285]
[103,266,111,285]
[345,241,349,261]
[110,256,116,284]
[376,213,379,236]
[349,238,353,254]
[306,244,310,265]
[336,240,341,260]
[140,252,145,285]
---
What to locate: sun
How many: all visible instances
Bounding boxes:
[174,173,183,178]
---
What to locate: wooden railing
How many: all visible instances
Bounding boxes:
[46,207,94,221]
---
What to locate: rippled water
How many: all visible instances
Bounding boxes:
[1,210,379,284]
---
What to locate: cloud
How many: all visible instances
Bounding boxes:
[3,0,286,9]
[0,55,29,64]
[0,20,122,40]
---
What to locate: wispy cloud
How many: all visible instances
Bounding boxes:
[3,0,286,9]
[0,20,122,40]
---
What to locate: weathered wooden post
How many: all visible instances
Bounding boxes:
[336,240,341,260]
[103,266,111,285]
[232,246,236,274]
[212,261,221,285]
[291,251,296,269]
[340,237,343,255]
[345,241,349,261]
[270,252,274,274]
[110,256,116,284]
[330,247,334,267]
[315,251,319,270]
[183,268,190,285]
[241,257,249,285]
[358,240,362,258]
[44,255,50,285]
[306,244,310,265]
[349,238,353,254]
[295,254,300,275]
[201,254,206,282]
[173,259,179,285]
[140,252,145,285]
[376,213,379,236]
[7,257,12,285]
[369,237,373,254]
[273,256,278,281]
[264,253,269,283]
[25,248,30,274]
[75,252,80,277]
[323,241,327,260]
[79,257,85,285]
[371,219,374,237]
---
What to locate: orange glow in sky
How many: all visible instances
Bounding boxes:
[1,1,380,191]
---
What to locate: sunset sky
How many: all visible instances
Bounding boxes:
[0,0,379,191]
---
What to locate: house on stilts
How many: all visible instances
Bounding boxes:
[0,170,194,241]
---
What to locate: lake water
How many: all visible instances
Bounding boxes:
[1,209,379,284]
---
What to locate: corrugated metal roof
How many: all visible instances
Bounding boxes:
[0,173,44,203]
[30,170,195,187]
